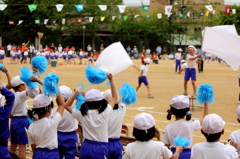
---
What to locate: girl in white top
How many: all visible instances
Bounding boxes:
[123,113,183,159]
[28,93,65,159]
[162,95,208,159]
[65,74,118,159]
[102,89,126,159]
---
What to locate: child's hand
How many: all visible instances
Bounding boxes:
[176,146,183,153]
[230,140,237,148]
[30,76,39,82]
[1,67,8,73]
[74,86,82,93]
[107,73,113,80]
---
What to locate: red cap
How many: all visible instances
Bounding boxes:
[17,47,20,50]
[54,49,57,51]
[13,48,16,51]
[42,50,45,52]
[70,48,74,51]
[50,49,53,52]
[0,47,3,50]
[80,49,83,51]
[63,48,66,51]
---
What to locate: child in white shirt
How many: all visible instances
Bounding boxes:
[23,51,28,64]
[0,47,5,63]
[175,48,182,73]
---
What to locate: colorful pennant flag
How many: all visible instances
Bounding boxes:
[56,4,64,12]
[118,5,126,13]
[212,10,216,15]
[232,9,236,14]
[44,19,48,24]
[205,11,209,16]
[112,16,116,21]
[62,19,65,24]
[35,20,40,24]
[134,15,139,19]
[18,20,23,25]
[0,4,7,11]
[28,4,37,12]
[100,17,105,21]
[157,13,162,19]
[179,13,184,18]
[78,18,82,23]
[225,6,231,16]
[98,5,107,11]
[75,4,83,12]
[205,5,213,12]
[146,14,150,19]
[200,12,204,16]
[123,15,128,21]
[142,5,150,13]
[52,20,56,24]
[165,6,172,15]
[187,12,191,17]
[89,17,94,22]
[9,21,14,25]
[181,6,187,13]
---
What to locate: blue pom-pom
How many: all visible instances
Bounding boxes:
[85,64,107,85]
[173,136,190,148]
[31,56,48,75]
[118,83,137,105]
[0,64,4,70]
[28,117,34,124]
[196,84,215,104]
[43,73,60,97]
[75,93,85,110]
[20,67,37,89]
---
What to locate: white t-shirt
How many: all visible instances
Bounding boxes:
[50,52,55,56]
[79,51,83,56]
[0,50,5,55]
[68,51,72,55]
[11,51,15,56]
[52,108,78,132]
[55,52,59,56]
[123,140,173,159]
[28,112,62,149]
[24,51,28,56]
[228,129,240,158]
[175,53,182,60]
[16,50,21,55]
[191,142,238,159]
[63,52,67,56]
[187,54,198,68]
[182,63,187,69]
[162,119,200,148]
[108,104,126,139]
[7,45,12,51]
[58,47,63,52]
[87,46,92,51]
[72,104,113,142]
[140,65,148,76]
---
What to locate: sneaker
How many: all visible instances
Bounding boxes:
[192,92,198,97]
[183,92,188,96]
[148,94,154,98]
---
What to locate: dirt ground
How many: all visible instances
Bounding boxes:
[4,57,240,158]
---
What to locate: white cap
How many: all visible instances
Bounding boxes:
[202,114,225,134]
[170,95,189,109]
[178,48,183,52]
[33,94,51,109]
[11,76,25,87]
[144,58,150,64]
[188,45,196,50]
[181,60,185,63]
[59,85,72,100]
[133,113,155,130]
[85,89,102,102]
[236,106,240,119]
[102,89,120,104]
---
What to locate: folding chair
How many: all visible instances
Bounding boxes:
[153,128,160,140]
[121,124,129,137]
[120,136,136,147]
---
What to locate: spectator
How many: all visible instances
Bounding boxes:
[156,45,162,55]
[7,43,12,57]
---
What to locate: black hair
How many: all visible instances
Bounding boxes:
[133,126,155,142]
[202,131,222,142]
[103,98,119,110]
[28,101,54,120]
[12,84,24,91]
[80,100,107,116]
[166,106,191,121]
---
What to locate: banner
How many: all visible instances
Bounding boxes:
[37,32,43,39]
[0,4,7,11]
[98,5,107,11]
[112,16,116,21]
[157,13,162,19]
[89,17,94,22]
[100,17,105,21]
[181,6,187,13]
[78,18,82,23]
[118,5,126,13]
[232,9,236,14]
[44,19,48,24]
[146,14,150,19]
[165,6,172,15]
[62,19,65,24]
[35,20,40,24]
[205,11,209,16]
[28,4,37,12]
[142,5,150,13]
[187,12,191,17]
[205,5,213,11]
[9,21,14,25]
[123,15,128,21]
[56,4,63,12]
[52,20,56,24]
[225,6,231,16]
[18,20,23,25]
[75,4,83,12]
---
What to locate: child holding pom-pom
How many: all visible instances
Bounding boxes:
[65,74,118,159]
[123,113,183,159]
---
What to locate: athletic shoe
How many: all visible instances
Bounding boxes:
[183,92,188,96]
[148,94,154,98]
[192,92,198,97]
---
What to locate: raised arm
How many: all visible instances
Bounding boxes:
[200,103,209,124]
[1,67,12,89]
[56,91,65,116]
[133,65,140,72]
[108,74,117,108]
[189,54,201,61]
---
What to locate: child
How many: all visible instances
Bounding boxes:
[67,49,74,64]
[162,95,208,159]
[152,52,158,64]
[206,53,211,63]
[175,48,182,73]
[45,50,50,63]
[28,93,65,159]
[55,49,59,61]
[50,50,55,61]
[134,58,154,98]
[123,113,183,159]
[86,52,93,64]
[191,114,238,159]
[16,49,21,64]
[79,49,83,64]
[65,74,118,159]
[11,49,17,64]
[62,49,67,64]
[102,89,126,159]
[178,60,187,74]
[183,45,201,96]
[10,76,42,159]
[0,85,15,159]
[141,53,147,64]
[217,57,222,65]
[23,51,28,64]
[0,47,5,64]
[94,52,100,62]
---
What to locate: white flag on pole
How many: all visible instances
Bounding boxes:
[165,6,172,15]
[205,5,213,11]
[89,17,94,22]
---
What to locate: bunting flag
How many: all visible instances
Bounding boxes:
[44,19,48,24]
[225,6,231,16]
[98,5,107,11]
[134,15,139,19]
[205,11,209,16]
[75,4,83,12]
[0,4,7,11]
[118,15,122,19]
[52,20,56,24]
[28,4,37,12]
[112,16,116,21]
[78,18,82,23]
[179,13,184,18]
[181,6,187,13]
[205,5,213,12]
[187,12,191,17]
[165,6,172,15]
[18,20,23,25]
[157,13,162,19]
[167,13,172,18]
[200,12,204,16]
[9,21,14,25]
[89,17,94,22]
[232,9,236,14]
[35,20,40,24]
[212,10,216,15]
[56,4,63,12]
[123,15,128,21]
[62,18,65,24]
[100,17,105,21]
[118,5,126,13]
[142,5,150,13]
[146,14,150,19]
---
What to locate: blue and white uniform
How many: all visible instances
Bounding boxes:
[0,49,5,59]
[50,52,55,60]
[23,51,28,60]
[55,51,59,59]
[68,51,73,59]
[62,51,67,60]
[175,52,182,72]
[16,50,21,59]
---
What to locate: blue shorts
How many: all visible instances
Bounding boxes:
[138,76,149,85]
[10,116,29,145]
[108,138,122,159]
[58,131,78,159]
[10,54,12,57]
[33,148,59,159]
[12,56,16,60]
[79,56,82,59]
[23,55,28,60]
[80,139,108,159]
[50,56,55,60]
[0,55,4,59]
[63,55,67,60]
[88,58,92,62]
[68,55,73,59]
[171,148,191,159]
[55,56,58,59]
[16,54,21,59]
[207,57,211,60]
[45,55,49,59]
[184,68,196,81]
[0,144,10,159]
[218,58,222,62]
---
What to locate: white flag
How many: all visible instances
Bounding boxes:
[112,16,116,21]
[205,5,213,11]
[0,4,7,11]
[118,5,126,13]
[165,6,172,15]
[89,17,94,22]
[157,13,162,19]
[187,12,191,17]
[98,5,107,11]
[56,4,64,12]
[134,15,139,19]
[62,19,65,24]
[167,13,172,18]
[232,9,236,14]
[44,19,48,25]
[18,20,23,25]
[212,10,216,15]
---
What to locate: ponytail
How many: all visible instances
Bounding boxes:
[186,111,192,121]
[27,102,53,120]
[80,100,108,116]
[166,109,172,120]
[80,103,88,116]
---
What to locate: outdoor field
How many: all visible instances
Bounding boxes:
[4,57,240,158]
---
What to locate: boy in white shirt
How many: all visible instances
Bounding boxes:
[183,45,201,96]
[16,49,21,64]
[0,47,5,64]
[23,51,28,64]
[191,114,238,159]
[175,48,182,73]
